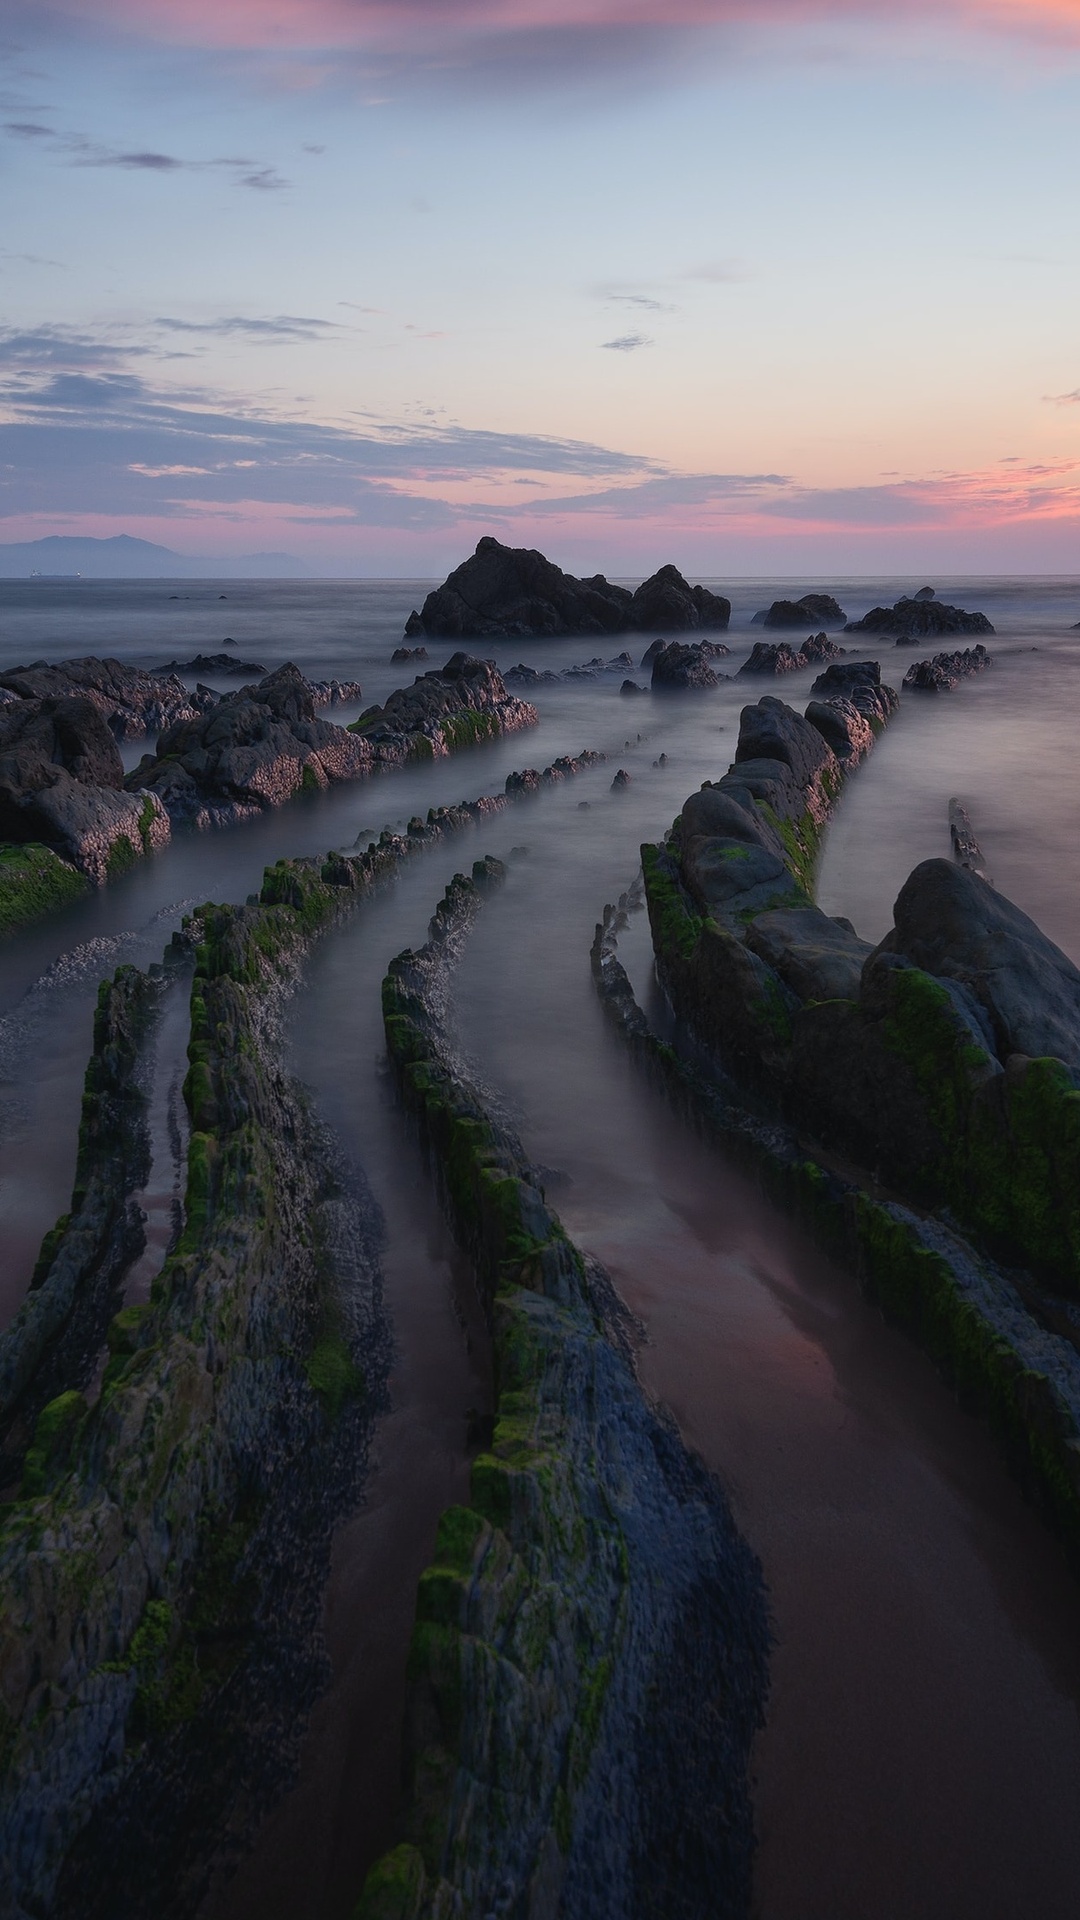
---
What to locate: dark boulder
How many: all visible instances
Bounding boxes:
[650,643,720,690]
[762,593,847,630]
[878,858,1080,1077]
[405,538,730,640]
[621,680,648,696]
[745,906,874,1004]
[628,564,730,633]
[126,662,374,826]
[611,769,632,789]
[810,659,899,729]
[0,656,214,741]
[846,599,994,640]
[738,641,802,677]
[902,645,991,692]
[798,632,845,665]
[0,695,169,879]
[156,653,266,677]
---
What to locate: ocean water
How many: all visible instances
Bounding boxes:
[3,574,1080,1919]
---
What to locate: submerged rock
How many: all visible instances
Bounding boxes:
[902,645,991,691]
[846,599,994,639]
[156,652,267,676]
[760,593,847,630]
[404,537,731,639]
[650,641,721,690]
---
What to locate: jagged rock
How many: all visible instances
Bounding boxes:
[126,662,374,826]
[350,653,536,763]
[621,680,647,696]
[880,859,1080,1077]
[737,641,800,676]
[611,768,632,788]
[627,563,731,633]
[810,659,899,729]
[0,696,170,880]
[504,663,561,686]
[156,652,266,676]
[0,656,215,741]
[392,645,428,662]
[405,538,730,639]
[902,645,992,692]
[799,632,845,664]
[308,677,364,708]
[804,696,876,766]
[650,642,721,690]
[761,593,847,630]
[846,598,994,639]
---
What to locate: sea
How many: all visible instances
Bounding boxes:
[3,573,1080,1920]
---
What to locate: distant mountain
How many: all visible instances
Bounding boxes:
[0,535,310,579]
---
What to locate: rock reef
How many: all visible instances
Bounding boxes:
[902,645,991,691]
[738,635,845,677]
[349,651,536,764]
[403,538,731,639]
[846,598,994,639]
[361,868,768,1919]
[0,658,214,742]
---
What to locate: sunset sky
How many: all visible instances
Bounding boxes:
[3,0,1080,573]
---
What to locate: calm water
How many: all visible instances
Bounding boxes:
[3,574,1080,1918]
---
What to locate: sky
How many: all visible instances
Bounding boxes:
[2,1,1080,574]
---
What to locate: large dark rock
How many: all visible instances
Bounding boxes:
[351,653,536,761]
[738,634,844,678]
[157,652,267,677]
[126,662,374,826]
[0,695,170,880]
[405,539,730,639]
[810,659,899,729]
[0,656,215,741]
[879,858,1080,1077]
[761,594,847,630]
[650,642,721,690]
[846,599,994,640]
[902,645,991,692]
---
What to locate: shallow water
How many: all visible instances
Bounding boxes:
[3,574,1080,1915]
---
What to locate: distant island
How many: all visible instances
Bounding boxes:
[0,534,309,580]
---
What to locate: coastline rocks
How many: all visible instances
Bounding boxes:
[611,768,632,788]
[902,645,991,692]
[809,659,899,730]
[738,633,844,677]
[651,641,721,690]
[126,662,374,826]
[846,598,994,639]
[880,858,1080,1077]
[404,538,730,639]
[156,652,266,677]
[0,656,215,741]
[621,679,647,695]
[759,593,847,630]
[391,645,427,663]
[0,696,170,880]
[350,652,536,762]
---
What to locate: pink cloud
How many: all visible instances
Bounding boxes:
[39,1,1080,52]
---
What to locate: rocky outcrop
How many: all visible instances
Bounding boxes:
[949,799,991,882]
[0,658,214,741]
[0,965,157,1485]
[156,653,267,677]
[902,645,991,691]
[650,640,722,689]
[126,663,374,827]
[363,871,767,1920]
[738,634,844,677]
[758,594,847,630]
[349,652,536,764]
[403,538,730,639]
[809,658,898,728]
[391,646,427,663]
[0,694,171,882]
[846,599,994,639]
[643,678,1080,1296]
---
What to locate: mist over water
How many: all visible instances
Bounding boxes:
[3,575,1080,1917]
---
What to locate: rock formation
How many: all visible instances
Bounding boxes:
[738,634,845,677]
[361,870,767,1919]
[0,657,215,741]
[0,694,170,882]
[846,599,994,639]
[650,640,722,689]
[349,652,536,764]
[754,593,847,629]
[902,645,991,691]
[403,538,731,639]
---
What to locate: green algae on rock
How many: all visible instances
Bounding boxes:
[364,866,769,1920]
[0,841,89,936]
